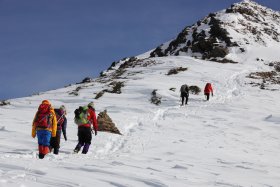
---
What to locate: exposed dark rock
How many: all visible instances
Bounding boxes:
[150,90,161,105]
[209,46,229,58]
[81,77,92,83]
[69,86,82,96]
[0,100,10,106]
[95,90,106,99]
[167,67,188,75]
[97,110,122,135]
[240,48,245,52]
[108,81,124,94]
[189,86,201,95]
[274,62,280,72]
[150,46,166,57]
[213,58,238,64]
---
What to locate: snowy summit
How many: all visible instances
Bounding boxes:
[0,1,280,187]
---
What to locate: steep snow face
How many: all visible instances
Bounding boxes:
[150,0,280,62]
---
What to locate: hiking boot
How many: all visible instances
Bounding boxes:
[53,148,59,155]
[38,153,45,159]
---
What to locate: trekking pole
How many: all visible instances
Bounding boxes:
[57,114,64,124]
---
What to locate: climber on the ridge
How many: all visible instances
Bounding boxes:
[180,84,189,106]
[204,83,214,101]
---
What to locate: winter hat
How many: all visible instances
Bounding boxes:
[60,105,66,112]
[42,100,50,105]
[88,102,95,108]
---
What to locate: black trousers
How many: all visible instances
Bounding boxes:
[77,126,92,144]
[205,93,210,101]
[181,92,189,105]
[74,126,92,154]
[50,130,61,154]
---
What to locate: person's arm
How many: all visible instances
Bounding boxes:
[90,110,98,135]
[51,108,57,137]
[31,112,38,138]
[62,117,67,141]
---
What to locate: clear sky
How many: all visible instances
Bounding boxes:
[0,0,279,100]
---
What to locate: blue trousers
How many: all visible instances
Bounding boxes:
[37,130,51,146]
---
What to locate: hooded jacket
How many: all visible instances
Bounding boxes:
[204,83,213,94]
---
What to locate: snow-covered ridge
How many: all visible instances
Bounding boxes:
[150,0,280,63]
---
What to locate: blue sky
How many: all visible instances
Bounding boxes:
[0,0,279,100]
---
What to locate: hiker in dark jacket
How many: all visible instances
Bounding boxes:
[180,84,189,106]
[49,105,67,155]
[74,102,98,154]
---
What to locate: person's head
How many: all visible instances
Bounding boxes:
[60,105,66,114]
[88,102,95,110]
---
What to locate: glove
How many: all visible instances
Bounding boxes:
[212,93,214,96]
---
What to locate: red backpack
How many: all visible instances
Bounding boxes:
[34,104,51,128]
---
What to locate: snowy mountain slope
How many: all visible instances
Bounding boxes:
[1,49,280,187]
[1,1,280,187]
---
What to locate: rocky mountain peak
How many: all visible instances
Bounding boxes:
[150,0,280,63]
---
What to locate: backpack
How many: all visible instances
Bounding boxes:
[34,103,51,128]
[74,106,89,125]
[204,83,212,93]
[180,84,189,94]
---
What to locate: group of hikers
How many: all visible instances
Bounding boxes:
[180,83,214,106]
[31,100,98,159]
[31,83,213,159]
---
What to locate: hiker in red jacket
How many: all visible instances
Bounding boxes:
[204,83,213,101]
[73,102,98,154]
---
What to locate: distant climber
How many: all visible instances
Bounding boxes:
[180,84,189,106]
[73,102,98,154]
[49,105,67,155]
[204,83,213,101]
[32,100,57,159]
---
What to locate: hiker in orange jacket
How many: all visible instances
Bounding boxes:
[32,100,57,159]
[204,83,213,101]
